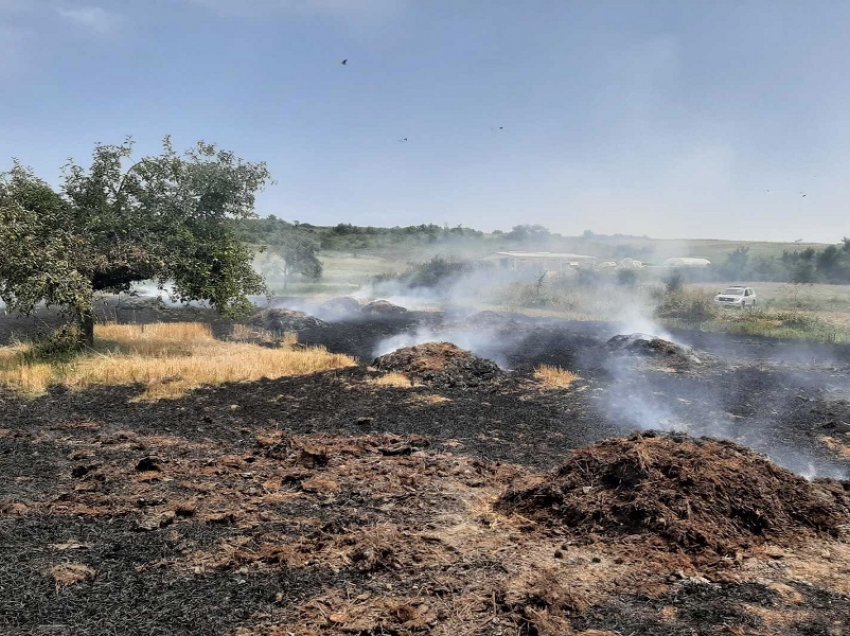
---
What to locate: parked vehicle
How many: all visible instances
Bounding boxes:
[714,285,757,309]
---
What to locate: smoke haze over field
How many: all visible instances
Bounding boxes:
[4,0,848,482]
[316,264,850,481]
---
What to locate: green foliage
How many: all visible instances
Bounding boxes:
[506,224,552,242]
[664,271,683,294]
[0,138,270,340]
[709,309,842,343]
[28,324,86,360]
[404,257,472,288]
[790,260,817,284]
[715,241,850,284]
[720,247,750,280]
[235,215,322,284]
[0,165,94,319]
[616,269,638,287]
[576,269,601,287]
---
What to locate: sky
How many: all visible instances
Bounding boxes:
[1,0,849,242]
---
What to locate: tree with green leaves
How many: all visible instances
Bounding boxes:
[720,246,751,279]
[233,215,323,287]
[0,138,270,346]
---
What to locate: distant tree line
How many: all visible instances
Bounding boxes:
[239,216,850,286]
[322,222,485,251]
[238,220,561,254]
[716,241,850,283]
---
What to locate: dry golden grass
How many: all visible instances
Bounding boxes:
[97,322,215,356]
[369,372,415,388]
[46,563,96,588]
[534,364,579,389]
[229,323,285,345]
[0,345,53,396]
[407,394,451,406]
[0,322,356,401]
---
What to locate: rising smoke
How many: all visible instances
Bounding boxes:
[335,256,850,481]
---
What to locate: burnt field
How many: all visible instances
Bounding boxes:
[2,300,850,635]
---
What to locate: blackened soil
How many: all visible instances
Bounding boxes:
[0,367,616,469]
[3,302,850,635]
[575,581,850,636]
[0,516,336,636]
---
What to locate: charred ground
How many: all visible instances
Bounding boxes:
[2,299,850,634]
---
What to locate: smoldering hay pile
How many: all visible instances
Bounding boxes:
[607,333,704,368]
[373,342,502,389]
[311,297,409,321]
[314,296,363,320]
[498,432,850,556]
[361,299,408,317]
[250,308,326,332]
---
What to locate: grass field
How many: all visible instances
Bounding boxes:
[314,235,829,273]
[673,282,850,343]
[260,251,401,296]
[690,281,850,313]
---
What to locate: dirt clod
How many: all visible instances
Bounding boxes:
[135,456,162,472]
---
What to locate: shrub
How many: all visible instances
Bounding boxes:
[28,324,86,360]
[405,257,473,288]
[576,269,601,287]
[664,271,683,294]
[655,290,716,323]
[617,269,638,287]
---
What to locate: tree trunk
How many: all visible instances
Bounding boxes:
[77,308,95,348]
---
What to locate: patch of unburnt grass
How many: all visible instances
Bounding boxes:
[368,371,416,388]
[0,322,355,400]
[533,364,579,389]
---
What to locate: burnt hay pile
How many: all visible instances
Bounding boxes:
[498,432,850,555]
[607,333,703,367]
[373,342,502,389]
[314,296,363,320]
[250,308,326,333]
[361,299,409,317]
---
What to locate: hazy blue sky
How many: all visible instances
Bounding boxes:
[1,1,849,242]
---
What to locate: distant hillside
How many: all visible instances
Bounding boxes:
[241,217,830,264]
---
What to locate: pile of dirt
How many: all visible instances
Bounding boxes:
[362,299,408,317]
[498,432,850,555]
[607,333,703,367]
[373,342,503,389]
[250,308,326,333]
